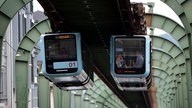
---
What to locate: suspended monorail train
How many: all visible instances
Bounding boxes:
[110,35,152,91]
[40,33,93,90]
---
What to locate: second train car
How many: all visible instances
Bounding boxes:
[110,35,152,91]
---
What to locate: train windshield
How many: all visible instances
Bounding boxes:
[45,34,77,61]
[115,37,145,74]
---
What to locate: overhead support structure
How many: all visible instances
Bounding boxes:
[0,0,192,108]
[15,19,51,108]
[14,18,127,108]
[146,12,190,108]
[158,2,192,107]
[37,0,66,32]
[36,0,150,107]
[0,0,31,85]
[116,0,134,35]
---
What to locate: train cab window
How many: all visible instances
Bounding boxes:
[45,35,77,60]
[114,37,145,74]
[42,34,78,74]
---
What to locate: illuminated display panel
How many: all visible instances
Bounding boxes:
[44,34,78,74]
[114,37,145,74]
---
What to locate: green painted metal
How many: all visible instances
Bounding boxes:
[0,0,191,108]
[159,1,192,106]
[152,47,185,107]
[0,13,10,36]
[57,88,62,108]
[0,0,31,35]
[53,86,72,108]
[61,90,71,108]
[96,102,104,108]
[149,13,188,45]
[0,0,24,18]
[0,0,6,6]
[148,12,191,107]
[74,93,82,108]
[84,100,90,108]
[163,20,177,34]
[0,1,13,82]
[153,36,186,65]
[0,1,45,108]
[15,61,28,108]
[0,37,3,79]
[181,74,189,108]
[162,0,192,32]
[38,75,50,108]
[152,49,183,73]
[53,85,60,108]
[15,19,51,108]
[178,81,184,108]
[83,74,126,108]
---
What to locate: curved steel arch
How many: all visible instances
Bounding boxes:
[153,67,177,98]
[151,46,185,106]
[152,48,184,74]
[15,19,51,108]
[152,59,174,75]
[0,1,33,96]
[153,75,177,103]
[160,0,192,33]
[153,67,173,83]
[0,1,191,108]
[147,12,191,107]
[146,13,189,50]
[84,74,126,108]
[0,0,31,36]
[152,34,183,51]
[153,35,186,63]
[160,1,192,107]
[104,94,124,108]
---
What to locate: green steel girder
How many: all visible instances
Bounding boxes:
[148,12,192,108]
[0,2,52,108]
[0,12,10,36]
[161,0,192,32]
[148,14,189,102]
[152,36,186,71]
[0,1,32,90]
[147,13,189,51]
[53,85,62,108]
[160,1,192,107]
[152,45,187,107]
[148,14,191,107]
[0,0,31,36]
[152,48,184,75]
[154,79,177,103]
[153,75,173,96]
[53,84,72,108]
[84,74,126,108]
[153,67,173,84]
[106,94,126,108]
[152,67,178,100]
[152,34,183,50]
[62,90,71,108]
[74,93,82,108]
[38,75,50,108]
[156,86,178,107]
[152,59,178,84]
[0,1,191,108]
[15,19,51,108]
[153,59,173,75]
[1,0,24,18]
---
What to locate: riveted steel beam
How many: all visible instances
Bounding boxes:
[15,19,51,108]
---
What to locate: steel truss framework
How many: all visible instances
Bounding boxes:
[0,0,192,108]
